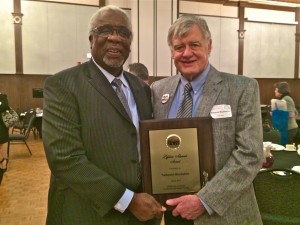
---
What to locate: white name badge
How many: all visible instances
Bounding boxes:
[210,104,232,119]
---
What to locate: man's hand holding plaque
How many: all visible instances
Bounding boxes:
[128,193,166,221]
[166,195,206,220]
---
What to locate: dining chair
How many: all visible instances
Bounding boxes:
[7,113,36,158]
[253,168,300,225]
[11,110,35,134]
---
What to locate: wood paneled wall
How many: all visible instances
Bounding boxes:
[256,78,300,105]
[0,74,299,111]
[150,77,300,106]
[0,74,50,110]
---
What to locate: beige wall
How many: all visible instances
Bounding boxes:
[1,0,298,78]
[1,0,300,110]
[37,0,100,6]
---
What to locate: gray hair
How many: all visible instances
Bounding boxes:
[88,5,132,41]
[167,15,211,47]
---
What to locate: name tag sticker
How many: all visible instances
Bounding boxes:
[210,104,232,119]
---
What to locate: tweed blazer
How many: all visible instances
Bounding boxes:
[151,66,264,225]
[42,59,154,225]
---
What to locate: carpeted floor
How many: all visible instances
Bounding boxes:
[0,135,50,225]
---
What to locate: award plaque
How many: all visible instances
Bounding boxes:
[139,117,214,208]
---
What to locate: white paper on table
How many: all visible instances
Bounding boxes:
[270,144,285,151]
[292,166,300,173]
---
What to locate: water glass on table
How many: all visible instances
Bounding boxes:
[262,142,274,169]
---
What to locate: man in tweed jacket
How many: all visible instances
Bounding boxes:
[151,15,264,225]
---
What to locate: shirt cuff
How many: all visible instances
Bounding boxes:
[114,189,134,213]
[199,197,214,215]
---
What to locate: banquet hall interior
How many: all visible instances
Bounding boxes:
[0,0,300,224]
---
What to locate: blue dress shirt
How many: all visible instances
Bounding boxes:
[168,64,210,118]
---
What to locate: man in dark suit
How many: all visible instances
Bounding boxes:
[43,5,164,225]
[151,15,264,225]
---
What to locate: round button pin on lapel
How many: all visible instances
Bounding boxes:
[161,94,170,104]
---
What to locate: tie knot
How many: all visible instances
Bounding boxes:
[112,78,123,88]
[184,82,193,93]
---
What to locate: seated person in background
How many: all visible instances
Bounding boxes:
[263,119,281,144]
[128,62,149,85]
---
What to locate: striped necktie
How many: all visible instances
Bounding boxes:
[176,82,193,118]
[111,78,132,120]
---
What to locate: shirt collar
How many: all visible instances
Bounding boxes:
[92,57,129,87]
[179,64,210,93]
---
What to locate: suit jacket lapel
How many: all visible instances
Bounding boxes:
[158,75,180,119]
[86,60,132,122]
[196,66,223,117]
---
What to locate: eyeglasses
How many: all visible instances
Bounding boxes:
[91,25,132,40]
